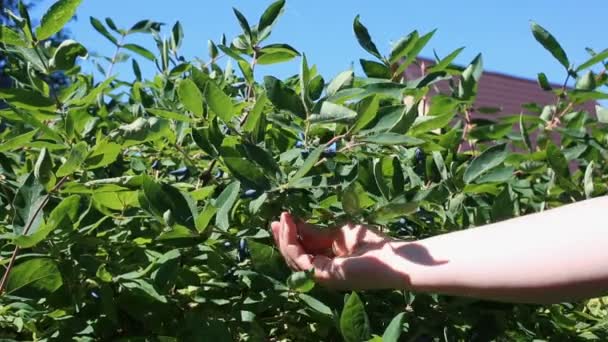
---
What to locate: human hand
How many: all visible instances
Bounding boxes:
[270,212,412,290]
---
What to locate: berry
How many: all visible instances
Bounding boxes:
[169,167,190,181]
[223,241,232,249]
[241,189,259,199]
[151,160,161,170]
[398,218,407,225]
[238,238,250,262]
[322,142,337,158]
[301,149,310,158]
[215,170,224,179]
[90,290,100,300]
[295,140,305,148]
[415,148,425,163]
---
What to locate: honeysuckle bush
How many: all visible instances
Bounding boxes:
[1,0,608,340]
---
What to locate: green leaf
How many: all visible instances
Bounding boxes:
[299,293,333,316]
[257,44,300,65]
[90,17,117,45]
[34,148,56,190]
[0,130,39,153]
[289,146,324,186]
[204,81,235,122]
[394,30,435,76]
[36,0,83,40]
[233,7,252,40]
[6,258,63,296]
[340,292,371,342]
[50,39,87,71]
[243,94,268,133]
[576,48,608,72]
[85,140,121,170]
[309,102,357,124]
[0,26,27,47]
[360,59,391,79]
[15,195,80,248]
[596,106,608,124]
[382,312,406,342]
[371,200,419,224]
[584,161,594,199]
[492,185,514,221]
[360,133,423,146]
[389,31,418,64]
[546,143,569,179]
[223,157,271,190]
[353,15,382,61]
[123,43,155,61]
[427,46,465,73]
[178,79,204,116]
[575,71,596,91]
[409,112,455,135]
[0,88,55,111]
[463,143,508,184]
[537,72,552,91]
[12,173,46,235]
[530,21,570,70]
[213,182,240,231]
[128,20,162,34]
[56,142,88,177]
[520,114,533,152]
[141,177,196,230]
[258,0,285,37]
[146,108,194,123]
[342,182,372,217]
[327,70,354,97]
[352,95,380,133]
[287,270,315,293]
[264,76,306,118]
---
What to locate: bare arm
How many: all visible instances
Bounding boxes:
[271,196,608,304]
[398,196,608,303]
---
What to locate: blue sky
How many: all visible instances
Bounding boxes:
[32,0,608,85]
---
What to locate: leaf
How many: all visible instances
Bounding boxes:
[146,108,194,123]
[12,173,46,235]
[141,177,196,230]
[233,7,252,40]
[546,143,569,179]
[257,44,300,65]
[56,142,88,177]
[427,46,465,73]
[530,21,570,70]
[584,161,594,199]
[51,39,87,71]
[394,30,435,76]
[223,157,271,190]
[327,70,354,96]
[0,130,39,153]
[128,20,162,34]
[409,112,455,135]
[34,148,56,190]
[213,182,240,231]
[243,94,268,133]
[360,59,391,79]
[463,143,508,184]
[204,81,235,122]
[342,182,372,217]
[90,17,117,45]
[519,113,533,152]
[85,140,121,170]
[576,48,608,72]
[371,201,419,224]
[537,72,552,91]
[287,270,315,293]
[0,26,27,47]
[289,146,324,186]
[123,43,155,61]
[596,106,608,124]
[264,76,306,118]
[309,102,357,124]
[178,79,204,116]
[382,312,406,342]
[352,95,380,133]
[15,195,80,248]
[299,293,333,316]
[491,185,514,221]
[36,0,83,40]
[340,292,371,342]
[6,258,63,296]
[0,88,55,111]
[353,15,382,60]
[258,0,285,36]
[389,31,418,64]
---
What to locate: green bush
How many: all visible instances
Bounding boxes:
[1,0,608,340]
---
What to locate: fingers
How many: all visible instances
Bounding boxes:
[294,218,335,254]
[276,212,314,271]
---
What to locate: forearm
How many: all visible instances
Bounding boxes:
[393,196,608,304]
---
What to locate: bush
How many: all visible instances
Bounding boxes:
[1,0,608,340]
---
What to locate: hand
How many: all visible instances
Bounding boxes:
[270,212,412,290]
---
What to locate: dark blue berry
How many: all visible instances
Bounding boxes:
[151,160,161,170]
[241,189,258,199]
[238,238,250,262]
[0,121,6,133]
[169,167,190,181]
[295,140,305,148]
[301,149,310,158]
[90,290,100,300]
[215,170,224,179]
[415,148,425,163]
[223,241,232,249]
[322,142,337,158]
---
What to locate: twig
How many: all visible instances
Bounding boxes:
[106,35,126,79]
[0,176,68,294]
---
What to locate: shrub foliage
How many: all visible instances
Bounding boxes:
[1,0,608,340]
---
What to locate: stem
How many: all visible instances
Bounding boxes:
[458,108,474,153]
[106,35,126,79]
[0,176,68,294]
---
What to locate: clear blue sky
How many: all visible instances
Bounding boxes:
[33,0,608,85]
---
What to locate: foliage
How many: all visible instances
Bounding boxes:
[1,1,608,340]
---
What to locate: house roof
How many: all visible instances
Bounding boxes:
[405,57,597,117]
